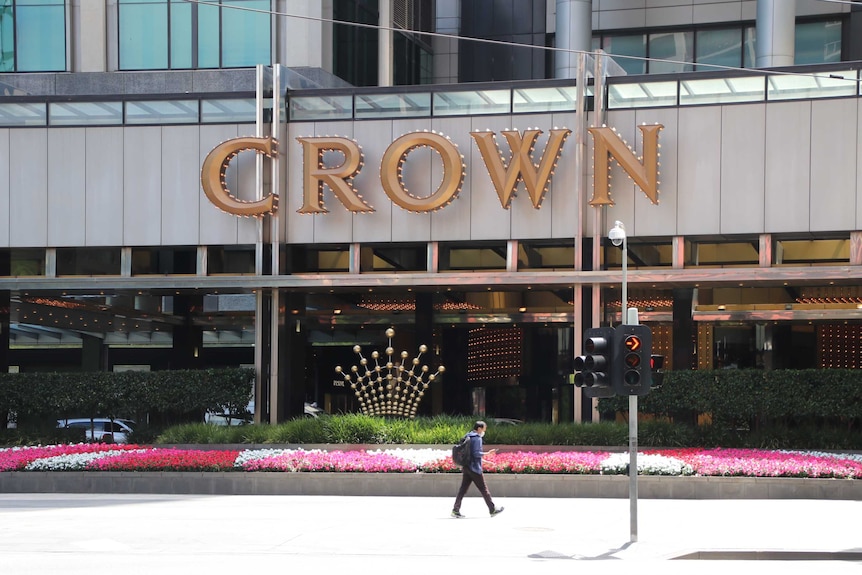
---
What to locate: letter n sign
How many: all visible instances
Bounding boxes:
[587,125,663,206]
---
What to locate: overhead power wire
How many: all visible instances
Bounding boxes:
[180,0,862,84]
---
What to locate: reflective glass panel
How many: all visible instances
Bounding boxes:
[126,100,199,124]
[119,1,168,70]
[767,70,857,100]
[513,86,578,113]
[16,1,66,71]
[680,76,765,105]
[607,81,677,108]
[197,1,220,68]
[201,98,256,123]
[169,0,192,68]
[221,0,270,67]
[0,102,46,126]
[775,239,849,265]
[355,93,431,118]
[49,102,123,126]
[602,34,646,75]
[0,4,13,72]
[10,248,45,276]
[743,27,756,68]
[695,28,741,71]
[432,89,510,116]
[649,31,693,74]
[288,95,353,120]
[56,247,122,276]
[795,20,842,65]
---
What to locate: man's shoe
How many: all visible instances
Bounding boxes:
[490,507,504,517]
[451,510,465,518]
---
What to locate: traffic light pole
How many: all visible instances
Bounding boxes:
[615,221,638,543]
[629,393,638,542]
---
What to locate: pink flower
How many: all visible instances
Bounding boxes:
[88,449,240,472]
[0,444,140,472]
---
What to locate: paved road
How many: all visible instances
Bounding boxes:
[1,493,860,574]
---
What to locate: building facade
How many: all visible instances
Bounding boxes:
[1,1,862,424]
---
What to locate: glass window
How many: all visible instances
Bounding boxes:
[56,248,122,276]
[355,93,431,119]
[517,241,574,270]
[696,28,741,71]
[0,0,66,72]
[795,20,842,65]
[125,100,199,124]
[118,0,270,70]
[513,86,578,113]
[432,89,510,116]
[602,34,646,75]
[680,76,765,106]
[221,0,270,67]
[119,0,169,70]
[207,245,255,274]
[132,247,197,274]
[689,240,759,267]
[441,243,507,271]
[201,98,257,123]
[0,102,47,127]
[743,26,756,68]
[649,31,693,74]
[360,244,427,272]
[775,239,849,266]
[288,95,353,121]
[49,102,123,126]
[607,81,677,109]
[767,70,857,101]
[8,248,45,276]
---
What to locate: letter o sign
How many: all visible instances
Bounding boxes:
[380,132,465,213]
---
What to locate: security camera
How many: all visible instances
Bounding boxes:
[608,221,626,247]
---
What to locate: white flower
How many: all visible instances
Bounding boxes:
[368,448,449,465]
[601,452,693,476]
[24,450,140,471]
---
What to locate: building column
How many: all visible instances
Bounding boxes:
[0,250,8,374]
[278,292,307,421]
[415,292,436,416]
[755,0,795,68]
[555,0,592,79]
[672,288,695,371]
[171,295,204,370]
[81,334,105,371]
[378,0,393,86]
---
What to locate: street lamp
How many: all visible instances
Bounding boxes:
[609,219,638,543]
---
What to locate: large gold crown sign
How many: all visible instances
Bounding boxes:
[335,328,445,418]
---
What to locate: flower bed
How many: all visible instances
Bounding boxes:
[2,445,861,478]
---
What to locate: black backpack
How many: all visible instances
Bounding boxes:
[451,433,472,467]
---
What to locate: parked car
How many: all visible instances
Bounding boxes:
[57,418,136,443]
[205,402,323,425]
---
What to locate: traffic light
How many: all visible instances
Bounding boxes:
[574,327,616,398]
[614,324,652,396]
[650,354,665,387]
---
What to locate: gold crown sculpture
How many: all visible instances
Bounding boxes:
[335,328,445,418]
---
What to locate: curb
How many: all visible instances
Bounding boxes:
[2,472,861,499]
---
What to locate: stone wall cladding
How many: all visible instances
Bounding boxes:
[1,472,860,500]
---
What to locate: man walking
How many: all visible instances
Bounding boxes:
[451,421,504,518]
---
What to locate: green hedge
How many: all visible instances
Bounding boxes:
[597,368,862,431]
[0,368,254,430]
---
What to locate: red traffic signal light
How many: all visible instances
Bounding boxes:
[614,325,652,396]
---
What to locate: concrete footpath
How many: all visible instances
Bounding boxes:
[0,493,860,575]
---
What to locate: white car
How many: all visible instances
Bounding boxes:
[57,418,136,443]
